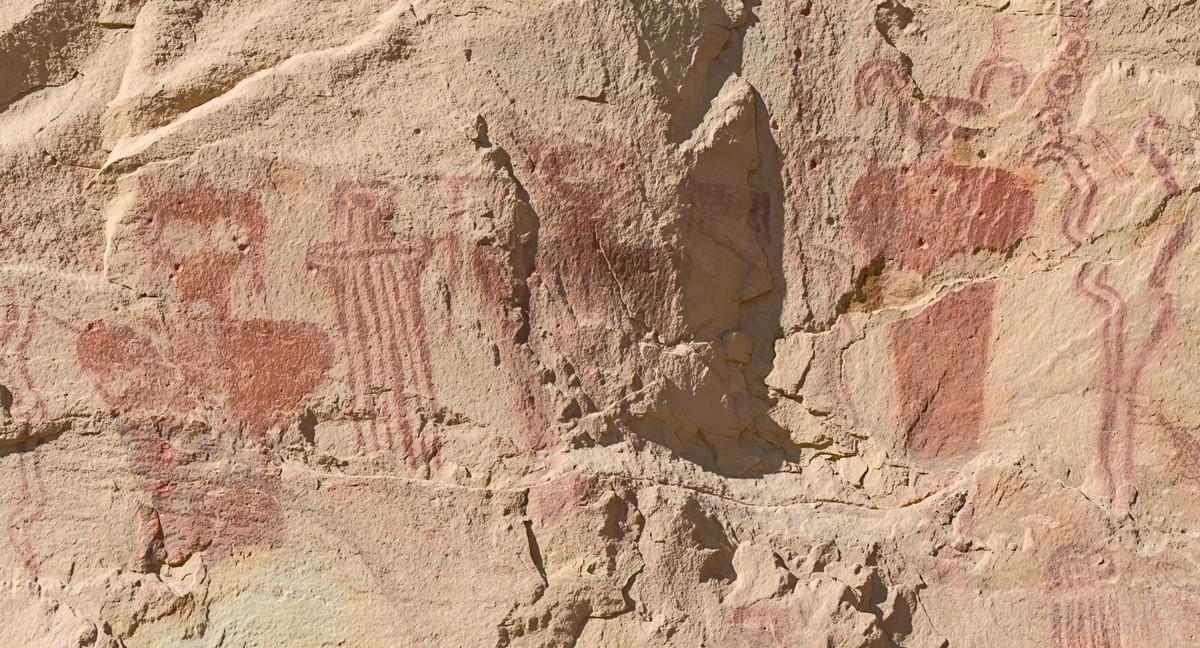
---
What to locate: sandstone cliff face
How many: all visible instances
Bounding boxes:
[2,1,1199,646]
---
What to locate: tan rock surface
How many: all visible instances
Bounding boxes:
[2,0,1199,645]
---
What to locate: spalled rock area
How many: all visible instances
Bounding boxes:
[2,1,1199,646]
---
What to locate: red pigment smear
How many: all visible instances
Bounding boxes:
[847,161,1035,275]
[889,282,995,458]
[76,182,331,565]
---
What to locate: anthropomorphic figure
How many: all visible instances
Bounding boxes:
[76,182,330,567]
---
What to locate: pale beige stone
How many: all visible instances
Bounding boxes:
[1,0,1199,645]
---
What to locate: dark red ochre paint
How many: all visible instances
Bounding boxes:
[845,154,1034,460]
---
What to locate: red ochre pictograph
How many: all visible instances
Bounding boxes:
[75,182,331,566]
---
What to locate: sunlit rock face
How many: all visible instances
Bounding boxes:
[2,1,1199,646]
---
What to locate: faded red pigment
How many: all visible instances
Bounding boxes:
[309,169,579,460]
[846,162,1035,276]
[725,600,798,647]
[842,64,1036,458]
[76,183,330,566]
[115,419,286,567]
[2,291,56,575]
[786,2,1041,460]
[1043,544,1125,648]
[501,123,681,337]
[889,283,995,458]
[527,472,601,523]
[307,181,444,464]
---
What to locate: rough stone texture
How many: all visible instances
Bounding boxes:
[2,1,1199,646]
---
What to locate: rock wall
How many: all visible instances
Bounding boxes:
[2,0,1199,646]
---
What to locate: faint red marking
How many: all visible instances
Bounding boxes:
[527,472,600,522]
[121,419,284,566]
[497,123,681,335]
[141,184,269,318]
[75,182,331,566]
[1043,545,1127,648]
[1050,596,1124,648]
[477,121,703,447]
[1161,415,1200,482]
[307,181,443,465]
[1044,544,1117,585]
[1135,114,1182,196]
[309,168,566,460]
[784,2,872,332]
[7,445,46,575]
[969,21,1030,104]
[725,600,796,646]
[1074,264,1129,492]
[1,290,53,575]
[1114,196,1193,489]
[1046,114,1193,500]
